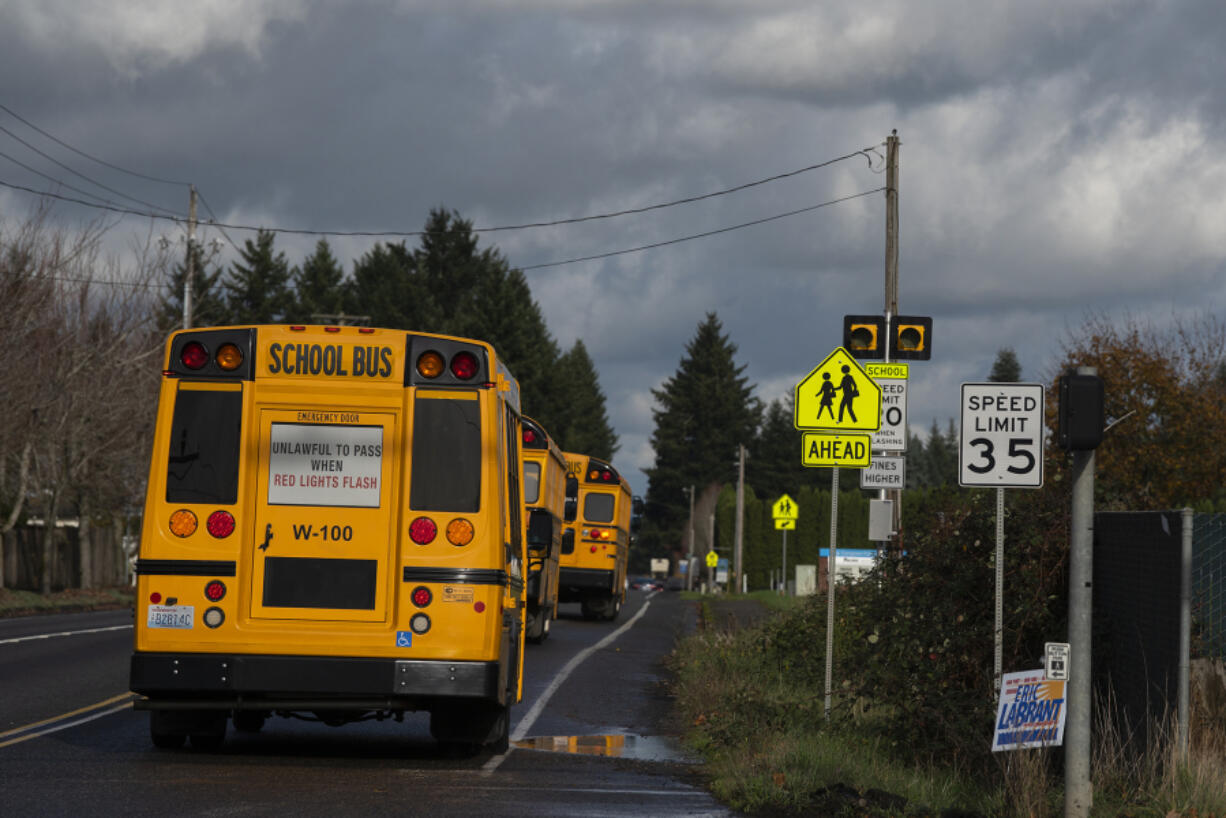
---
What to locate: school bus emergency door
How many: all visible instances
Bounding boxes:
[130,325,524,753]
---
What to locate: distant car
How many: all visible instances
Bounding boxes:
[665,577,684,591]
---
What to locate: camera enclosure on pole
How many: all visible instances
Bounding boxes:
[1057,371,1104,451]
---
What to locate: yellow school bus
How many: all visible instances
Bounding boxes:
[129,325,526,753]
[558,453,632,621]
[519,417,569,643]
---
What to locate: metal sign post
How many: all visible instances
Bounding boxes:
[824,467,839,720]
[959,382,1046,695]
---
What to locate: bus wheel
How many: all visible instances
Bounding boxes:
[603,596,622,622]
[149,713,185,750]
[234,710,266,733]
[188,713,227,751]
[526,606,545,643]
[483,703,510,755]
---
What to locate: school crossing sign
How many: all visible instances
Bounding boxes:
[795,347,881,467]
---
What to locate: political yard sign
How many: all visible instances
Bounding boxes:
[992,669,1067,752]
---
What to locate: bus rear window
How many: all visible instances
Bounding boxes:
[166,389,241,504]
[410,395,480,512]
[583,492,615,523]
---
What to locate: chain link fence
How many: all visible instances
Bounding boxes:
[1193,513,1226,661]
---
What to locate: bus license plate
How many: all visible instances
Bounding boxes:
[147,605,194,629]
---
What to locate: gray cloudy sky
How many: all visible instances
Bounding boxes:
[2,0,1223,497]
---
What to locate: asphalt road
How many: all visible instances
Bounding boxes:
[0,591,737,817]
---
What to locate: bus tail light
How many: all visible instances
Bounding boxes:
[450,351,478,380]
[416,351,445,379]
[409,613,431,634]
[203,607,225,628]
[411,586,432,608]
[409,517,437,545]
[180,342,208,370]
[169,509,198,537]
[446,518,474,546]
[206,510,235,538]
[204,580,226,601]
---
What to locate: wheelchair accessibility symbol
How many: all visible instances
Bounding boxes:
[396,631,413,648]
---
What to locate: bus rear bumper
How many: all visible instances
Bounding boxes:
[130,652,501,708]
[558,567,614,597]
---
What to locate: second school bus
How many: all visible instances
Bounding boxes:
[558,453,632,620]
[519,416,569,643]
[129,325,526,752]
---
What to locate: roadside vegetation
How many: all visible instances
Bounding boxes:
[671,483,1226,816]
[0,586,133,617]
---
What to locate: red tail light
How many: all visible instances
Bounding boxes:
[409,517,437,545]
[181,342,208,370]
[523,428,537,444]
[204,580,226,601]
[206,510,235,538]
[450,351,478,380]
[411,586,432,607]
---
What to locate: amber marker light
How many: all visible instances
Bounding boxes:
[169,509,198,537]
[416,350,445,379]
[215,343,243,370]
[446,518,474,546]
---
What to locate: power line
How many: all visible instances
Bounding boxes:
[0,150,142,213]
[520,188,886,270]
[0,123,184,217]
[0,177,884,273]
[1,147,876,239]
[0,101,192,187]
[194,189,243,256]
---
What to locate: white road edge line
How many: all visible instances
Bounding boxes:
[0,624,133,645]
[481,596,655,774]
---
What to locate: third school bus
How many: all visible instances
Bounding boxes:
[519,416,568,643]
[129,324,525,753]
[558,453,632,620]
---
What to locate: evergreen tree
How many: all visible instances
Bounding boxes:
[988,347,1022,382]
[641,312,762,558]
[290,239,347,323]
[222,229,292,324]
[554,340,618,460]
[412,209,570,438]
[348,241,439,330]
[158,240,226,332]
[749,397,798,502]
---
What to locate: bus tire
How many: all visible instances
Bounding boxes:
[603,596,622,622]
[149,712,186,750]
[188,713,227,751]
[526,606,545,643]
[233,711,267,733]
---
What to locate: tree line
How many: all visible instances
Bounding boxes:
[1,205,618,592]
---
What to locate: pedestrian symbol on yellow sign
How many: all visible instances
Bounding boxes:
[705,551,718,568]
[794,348,881,433]
[771,494,798,520]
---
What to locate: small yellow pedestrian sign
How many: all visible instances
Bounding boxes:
[794,347,882,432]
[705,551,719,568]
[771,494,798,521]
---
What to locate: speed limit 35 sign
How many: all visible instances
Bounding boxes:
[959,383,1045,488]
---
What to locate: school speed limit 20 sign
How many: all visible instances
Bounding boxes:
[959,383,1045,488]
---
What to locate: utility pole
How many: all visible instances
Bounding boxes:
[183,185,197,329]
[734,444,745,594]
[1064,365,1097,818]
[883,131,902,539]
[684,486,695,591]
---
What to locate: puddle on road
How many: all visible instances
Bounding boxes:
[513,734,694,763]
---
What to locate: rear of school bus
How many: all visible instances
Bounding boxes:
[557,453,632,621]
[519,417,568,643]
[129,325,524,752]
